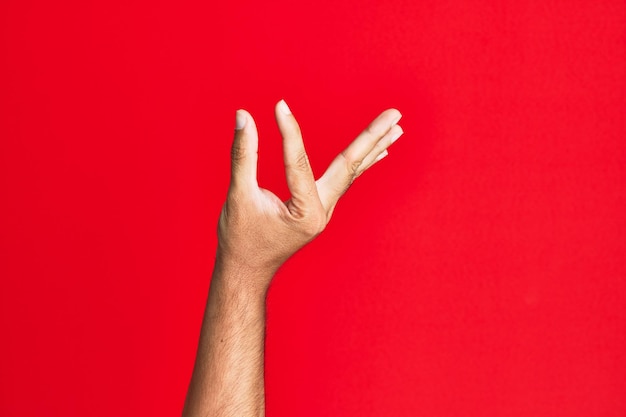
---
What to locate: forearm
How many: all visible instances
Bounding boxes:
[183,255,273,417]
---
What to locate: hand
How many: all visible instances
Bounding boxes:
[216,100,403,292]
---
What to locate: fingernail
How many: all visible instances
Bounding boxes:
[391,113,402,126]
[374,149,389,163]
[235,110,247,130]
[391,127,404,143]
[278,99,292,115]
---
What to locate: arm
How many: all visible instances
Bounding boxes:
[182,100,403,417]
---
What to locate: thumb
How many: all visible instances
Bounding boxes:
[229,109,259,190]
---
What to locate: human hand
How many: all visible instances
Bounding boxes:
[215,100,403,293]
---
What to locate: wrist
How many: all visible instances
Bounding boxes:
[212,250,276,301]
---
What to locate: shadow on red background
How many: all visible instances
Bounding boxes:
[1,0,625,416]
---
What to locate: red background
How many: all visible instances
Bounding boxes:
[1,0,625,416]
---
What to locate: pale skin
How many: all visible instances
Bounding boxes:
[182,100,403,417]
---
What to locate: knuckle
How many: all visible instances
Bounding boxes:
[293,151,310,171]
[295,207,326,238]
[226,186,254,214]
[350,160,362,176]
[304,212,326,237]
[224,194,244,222]
[341,151,362,177]
[365,123,384,138]
[230,142,247,163]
